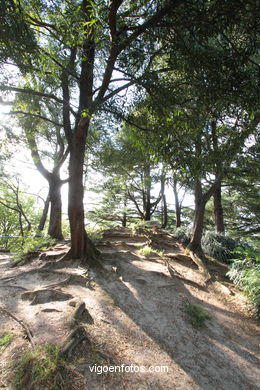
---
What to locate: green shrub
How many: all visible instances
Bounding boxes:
[202,231,238,263]
[174,227,191,246]
[183,303,211,328]
[10,235,57,266]
[129,220,148,234]
[86,227,103,242]
[227,247,260,314]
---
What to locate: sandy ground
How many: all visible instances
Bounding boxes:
[0,227,259,390]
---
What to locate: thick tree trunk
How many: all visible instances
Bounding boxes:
[173,179,181,228]
[213,183,225,233]
[143,203,151,221]
[67,119,100,265]
[48,177,64,240]
[37,194,50,232]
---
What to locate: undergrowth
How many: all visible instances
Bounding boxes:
[227,247,260,316]
[86,227,103,242]
[10,235,57,266]
[183,303,211,328]
[138,245,164,257]
[0,332,14,349]
[201,231,238,263]
[12,344,83,390]
[174,227,191,246]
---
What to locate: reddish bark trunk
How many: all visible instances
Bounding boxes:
[67,119,100,264]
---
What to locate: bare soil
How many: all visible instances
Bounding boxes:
[0,227,259,390]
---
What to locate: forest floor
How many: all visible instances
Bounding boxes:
[0,227,259,390]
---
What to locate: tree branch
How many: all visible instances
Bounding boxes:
[6,111,62,127]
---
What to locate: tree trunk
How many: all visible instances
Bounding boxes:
[122,195,127,227]
[161,194,168,229]
[48,176,64,240]
[173,179,181,228]
[143,203,151,221]
[187,180,211,279]
[67,119,100,265]
[213,183,225,233]
[38,194,50,232]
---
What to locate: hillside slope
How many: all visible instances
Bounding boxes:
[0,227,259,390]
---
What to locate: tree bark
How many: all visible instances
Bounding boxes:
[173,178,181,228]
[37,193,50,232]
[122,194,127,227]
[187,180,211,279]
[67,118,100,264]
[213,182,225,233]
[161,194,168,229]
[161,171,168,229]
[48,176,63,240]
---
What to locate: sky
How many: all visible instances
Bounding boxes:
[0,100,194,230]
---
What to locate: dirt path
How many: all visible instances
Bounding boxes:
[0,228,259,390]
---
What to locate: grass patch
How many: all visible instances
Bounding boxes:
[138,245,164,258]
[0,332,14,349]
[12,344,83,390]
[131,242,146,247]
[10,235,57,267]
[183,303,211,328]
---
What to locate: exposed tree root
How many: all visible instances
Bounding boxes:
[0,284,27,290]
[21,288,73,305]
[0,306,34,345]
[59,326,90,359]
[188,250,212,281]
[164,258,182,278]
[69,299,94,326]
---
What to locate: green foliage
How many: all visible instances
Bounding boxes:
[201,231,238,263]
[138,245,164,258]
[0,0,37,69]
[0,332,14,349]
[12,344,68,390]
[86,227,103,243]
[10,234,57,266]
[130,220,148,234]
[0,178,41,249]
[183,303,211,328]
[227,247,260,314]
[174,227,191,246]
[61,220,71,240]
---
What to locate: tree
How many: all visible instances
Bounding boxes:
[1,0,185,264]
[1,0,259,268]
[0,177,39,247]
[8,93,69,240]
[90,127,164,227]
